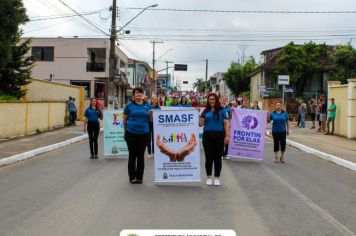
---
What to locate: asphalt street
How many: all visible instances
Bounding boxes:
[0,135,355,236]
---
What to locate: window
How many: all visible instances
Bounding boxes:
[87,48,106,72]
[71,81,90,99]
[32,47,54,61]
[265,74,277,89]
[94,81,106,99]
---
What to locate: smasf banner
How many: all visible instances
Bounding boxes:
[153,108,201,183]
[228,108,267,160]
[103,110,128,157]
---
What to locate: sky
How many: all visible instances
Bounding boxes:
[22,0,356,90]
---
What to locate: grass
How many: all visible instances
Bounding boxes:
[0,95,18,101]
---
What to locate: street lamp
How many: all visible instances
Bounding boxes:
[156,49,174,62]
[116,4,158,33]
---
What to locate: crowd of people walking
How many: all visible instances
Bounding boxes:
[78,87,337,186]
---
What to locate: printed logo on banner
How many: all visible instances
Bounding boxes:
[241,115,259,130]
[161,132,188,143]
[113,113,124,128]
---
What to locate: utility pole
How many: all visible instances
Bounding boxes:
[165,61,173,95]
[150,40,163,96]
[106,0,117,108]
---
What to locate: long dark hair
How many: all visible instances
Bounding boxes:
[203,93,222,118]
[180,96,188,105]
[89,97,99,109]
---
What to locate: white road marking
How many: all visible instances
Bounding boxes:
[264,165,356,236]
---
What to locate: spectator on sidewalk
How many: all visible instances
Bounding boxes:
[268,102,289,163]
[295,99,302,127]
[319,95,327,133]
[67,97,77,126]
[298,99,307,128]
[309,98,317,129]
[316,99,322,131]
[72,97,77,125]
[325,98,337,135]
[83,98,103,159]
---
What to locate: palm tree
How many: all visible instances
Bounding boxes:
[193,78,209,93]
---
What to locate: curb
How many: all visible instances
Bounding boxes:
[266,130,356,172]
[0,128,103,167]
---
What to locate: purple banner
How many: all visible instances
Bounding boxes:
[228,108,267,160]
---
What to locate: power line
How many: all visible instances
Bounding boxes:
[57,0,109,36]
[30,10,107,21]
[126,7,356,14]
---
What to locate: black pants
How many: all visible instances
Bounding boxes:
[147,122,154,154]
[297,114,301,126]
[202,131,225,177]
[272,132,286,152]
[125,131,148,181]
[69,111,76,126]
[87,122,100,155]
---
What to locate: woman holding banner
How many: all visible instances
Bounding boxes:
[199,93,230,186]
[268,102,289,163]
[123,87,151,184]
[83,97,103,159]
[147,95,161,159]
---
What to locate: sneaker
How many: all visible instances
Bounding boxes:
[214,179,221,186]
[147,154,153,159]
[226,156,231,160]
[90,155,94,159]
[222,156,226,160]
[94,155,99,159]
[206,179,213,186]
[135,179,143,184]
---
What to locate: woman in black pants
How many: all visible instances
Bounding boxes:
[123,87,151,184]
[83,98,103,159]
[268,102,289,163]
[200,93,230,186]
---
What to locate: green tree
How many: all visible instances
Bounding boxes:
[276,41,330,96]
[0,0,34,99]
[193,78,209,93]
[330,43,356,83]
[224,56,257,97]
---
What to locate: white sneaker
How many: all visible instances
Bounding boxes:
[206,178,213,186]
[214,179,221,186]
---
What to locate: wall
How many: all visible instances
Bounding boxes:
[0,101,66,140]
[329,86,348,137]
[328,79,356,139]
[262,98,283,112]
[24,79,85,121]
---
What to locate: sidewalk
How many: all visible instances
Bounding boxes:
[0,122,86,160]
[267,121,356,164]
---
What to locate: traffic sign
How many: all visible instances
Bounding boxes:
[278,75,290,85]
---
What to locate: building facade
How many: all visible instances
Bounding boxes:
[25,37,129,107]
[127,59,152,96]
[249,46,332,103]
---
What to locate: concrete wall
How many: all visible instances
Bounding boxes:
[328,79,356,138]
[329,86,348,137]
[25,79,85,121]
[0,102,66,140]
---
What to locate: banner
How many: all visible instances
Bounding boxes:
[228,108,267,160]
[153,108,201,183]
[103,110,128,157]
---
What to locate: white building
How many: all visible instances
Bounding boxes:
[25,37,129,107]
